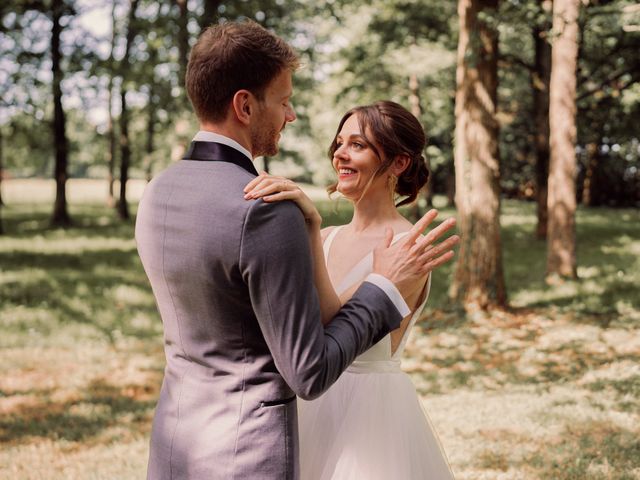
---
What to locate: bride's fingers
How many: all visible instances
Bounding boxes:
[414,217,456,250]
[244,173,292,194]
[402,209,438,249]
[245,177,294,199]
[262,191,293,201]
[246,181,292,199]
[417,235,459,264]
[262,190,303,203]
[420,250,455,273]
[243,172,270,193]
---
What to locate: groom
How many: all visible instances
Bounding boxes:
[136,20,455,480]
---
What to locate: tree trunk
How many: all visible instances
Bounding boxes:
[582,141,598,206]
[107,0,117,207]
[175,0,189,89]
[449,0,506,310]
[199,0,221,32]
[107,82,117,207]
[0,126,4,235]
[50,0,72,228]
[117,0,140,220]
[533,0,552,239]
[145,82,156,182]
[445,164,455,207]
[546,0,580,280]
[118,88,131,220]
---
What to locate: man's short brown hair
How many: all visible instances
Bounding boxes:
[185,20,299,123]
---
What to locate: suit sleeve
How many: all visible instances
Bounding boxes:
[239,199,403,400]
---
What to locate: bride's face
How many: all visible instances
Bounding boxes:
[332,115,388,201]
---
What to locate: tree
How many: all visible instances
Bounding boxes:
[175,0,189,89]
[0,126,4,235]
[575,0,640,207]
[50,0,73,227]
[533,0,553,238]
[199,0,222,32]
[546,0,581,280]
[106,0,118,208]
[449,0,507,310]
[117,0,140,220]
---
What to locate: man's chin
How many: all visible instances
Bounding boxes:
[264,144,279,157]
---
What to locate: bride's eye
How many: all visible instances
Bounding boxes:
[352,142,365,150]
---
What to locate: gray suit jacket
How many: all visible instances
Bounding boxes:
[135,142,403,480]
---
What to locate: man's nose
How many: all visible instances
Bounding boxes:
[286,104,296,122]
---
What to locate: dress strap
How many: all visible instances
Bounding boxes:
[322,225,343,267]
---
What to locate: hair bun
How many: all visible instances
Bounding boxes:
[396,154,429,207]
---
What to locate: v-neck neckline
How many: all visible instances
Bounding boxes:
[323,225,409,295]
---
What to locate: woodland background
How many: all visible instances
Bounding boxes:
[1,0,639,478]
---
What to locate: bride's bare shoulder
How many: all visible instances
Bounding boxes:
[395,217,415,235]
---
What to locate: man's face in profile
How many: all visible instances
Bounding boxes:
[251,69,296,157]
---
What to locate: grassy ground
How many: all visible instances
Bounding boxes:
[0,181,639,479]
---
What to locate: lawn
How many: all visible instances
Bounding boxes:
[0,180,639,479]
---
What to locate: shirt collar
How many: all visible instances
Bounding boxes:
[192,131,253,161]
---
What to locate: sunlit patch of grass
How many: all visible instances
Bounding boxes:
[525,421,640,480]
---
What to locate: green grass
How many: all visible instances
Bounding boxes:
[1,204,161,348]
[1,196,639,479]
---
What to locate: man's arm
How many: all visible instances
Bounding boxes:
[239,200,402,400]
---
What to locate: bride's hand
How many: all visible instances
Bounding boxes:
[244,172,322,229]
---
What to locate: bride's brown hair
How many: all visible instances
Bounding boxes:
[327,100,429,207]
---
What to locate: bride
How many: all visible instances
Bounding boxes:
[245,100,456,479]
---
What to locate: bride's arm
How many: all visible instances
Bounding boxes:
[244,174,341,325]
[308,225,342,325]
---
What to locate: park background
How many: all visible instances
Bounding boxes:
[1,0,639,478]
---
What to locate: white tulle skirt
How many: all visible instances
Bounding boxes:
[297,361,454,479]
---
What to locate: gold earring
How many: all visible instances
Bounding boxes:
[388,174,398,191]
[388,175,398,202]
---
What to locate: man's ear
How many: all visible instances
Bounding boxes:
[231,90,253,125]
[390,154,410,177]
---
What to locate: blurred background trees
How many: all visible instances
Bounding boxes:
[1,0,639,310]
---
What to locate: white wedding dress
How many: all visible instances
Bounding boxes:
[297,227,454,479]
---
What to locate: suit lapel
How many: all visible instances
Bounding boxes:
[182,141,259,176]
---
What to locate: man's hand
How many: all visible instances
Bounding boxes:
[372,209,459,300]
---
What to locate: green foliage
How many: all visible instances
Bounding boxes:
[1,0,639,201]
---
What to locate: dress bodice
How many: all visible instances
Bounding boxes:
[323,226,431,372]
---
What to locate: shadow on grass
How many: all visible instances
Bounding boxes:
[0,387,55,398]
[0,379,156,445]
[1,206,161,343]
[1,250,160,342]
[1,204,137,239]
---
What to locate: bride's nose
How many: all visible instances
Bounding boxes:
[334,143,348,159]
